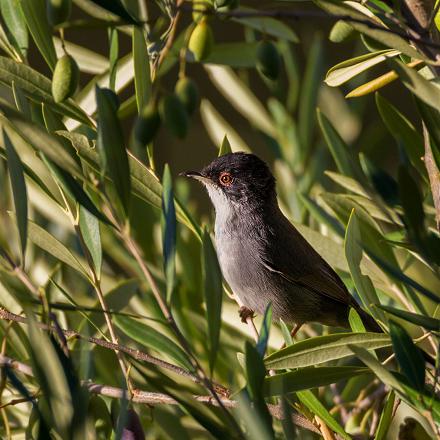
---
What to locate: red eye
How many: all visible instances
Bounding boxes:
[219,172,233,186]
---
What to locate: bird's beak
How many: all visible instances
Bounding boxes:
[179,170,211,184]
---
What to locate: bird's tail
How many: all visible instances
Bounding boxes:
[357,308,383,333]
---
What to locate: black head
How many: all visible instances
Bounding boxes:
[181,152,276,206]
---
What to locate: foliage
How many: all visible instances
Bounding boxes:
[0,0,439,438]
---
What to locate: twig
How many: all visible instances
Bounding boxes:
[153,0,185,79]
[179,4,440,52]
[0,354,320,435]
[0,308,229,397]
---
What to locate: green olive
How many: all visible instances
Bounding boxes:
[256,40,281,81]
[159,94,189,139]
[175,77,200,115]
[134,104,161,146]
[188,20,214,62]
[51,54,79,103]
[47,0,71,26]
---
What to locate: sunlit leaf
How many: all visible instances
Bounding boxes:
[161,164,176,304]
[378,305,440,331]
[265,332,390,369]
[132,27,151,112]
[0,0,28,60]
[114,315,192,370]
[79,205,102,279]
[264,366,369,396]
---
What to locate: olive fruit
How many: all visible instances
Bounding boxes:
[159,94,189,139]
[175,77,200,115]
[51,54,79,103]
[134,104,161,145]
[256,40,281,81]
[47,0,71,26]
[188,20,214,62]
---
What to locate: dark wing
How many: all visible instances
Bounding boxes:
[262,214,355,307]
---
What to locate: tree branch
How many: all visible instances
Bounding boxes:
[0,354,320,435]
[0,308,228,397]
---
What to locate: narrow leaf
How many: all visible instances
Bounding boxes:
[132,27,150,112]
[389,320,425,391]
[96,86,131,215]
[114,315,192,370]
[265,332,390,370]
[257,303,272,357]
[79,206,102,279]
[202,227,223,374]
[18,0,57,70]
[161,164,176,304]
[375,391,395,440]
[378,305,440,331]
[218,135,232,157]
[3,129,27,262]
[264,366,368,396]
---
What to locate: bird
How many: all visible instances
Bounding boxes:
[181,152,382,335]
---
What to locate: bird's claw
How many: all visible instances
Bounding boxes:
[238,306,255,323]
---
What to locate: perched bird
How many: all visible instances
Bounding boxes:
[182,152,381,334]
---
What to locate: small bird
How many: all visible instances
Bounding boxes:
[182,152,381,334]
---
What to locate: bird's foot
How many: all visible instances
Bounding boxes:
[238,306,255,323]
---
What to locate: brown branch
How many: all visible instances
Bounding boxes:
[0,308,228,397]
[0,354,320,435]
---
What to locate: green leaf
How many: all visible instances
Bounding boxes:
[41,156,110,224]
[279,319,293,346]
[132,27,151,112]
[349,308,366,333]
[367,250,440,303]
[0,56,92,125]
[416,98,440,171]
[349,345,405,394]
[88,0,138,24]
[161,164,176,304]
[375,93,426,177]
[344,210,383,320]
[375,391,395,440]
[25,219,89,278]
[12,81,31,118]
[114,315,192,370]
[317,109,356,178]
[218,135,232,157]
[315,0,424,59]
[26,312,74,437]
[297,390,351,440]
[244,341,274,437]
[298,35,322,154]
[389,320,425,391]
[201,227,223,374]
[79,206,102,279]
[325,50,399,87]
[0,100,81,177]
[257,303,272,357]
[3,129,27,262]
[264,366,369,396]
[18,0,57,70]
[232,10,298,42]
[378,305,440,331]
[265,332,390,370]
[96,86,131,215]
[108,28,118,90]
[0,0,28,60]
[392,59,440,110]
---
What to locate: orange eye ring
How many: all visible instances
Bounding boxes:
[219,172,233,186]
